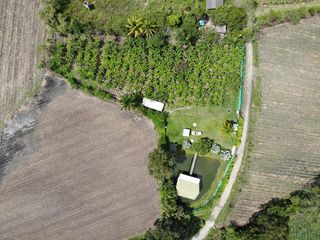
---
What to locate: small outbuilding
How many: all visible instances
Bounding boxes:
[206,0,224,9]
[215,25,227,34]
[142,98,165,112]
[182,128,191,137]
[176,174,200,200]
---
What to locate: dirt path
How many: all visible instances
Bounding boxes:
[192,42,254,240]
[0,0,46,127]
[0,77,159,240]
[229,17,320,225]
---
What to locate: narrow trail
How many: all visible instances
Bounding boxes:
[192,42,253,240]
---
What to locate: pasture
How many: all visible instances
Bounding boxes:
[228,16,320,224]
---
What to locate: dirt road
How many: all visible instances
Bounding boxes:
[0,0,46,126]
[0,77,159,240]
[192,42,254,240]
[229,17,320,224]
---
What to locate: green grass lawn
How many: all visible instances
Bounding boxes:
[63,0,206,32]
[167,105,237,150]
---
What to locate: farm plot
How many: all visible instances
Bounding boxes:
[0,77,159,240]
[0,0,46,126]
[229,16,320,224]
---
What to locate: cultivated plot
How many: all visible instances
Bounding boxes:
[0,78,159,240]
[229,17,320,224]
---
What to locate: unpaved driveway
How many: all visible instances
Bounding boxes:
[0,77,159,240]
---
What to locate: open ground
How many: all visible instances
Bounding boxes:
[228,16,320,224]
[0,77,159,240]
[0,0,46,127]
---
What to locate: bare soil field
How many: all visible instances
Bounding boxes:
[0,0,46,126]
[229,17,320,224]
[0,77,159,240]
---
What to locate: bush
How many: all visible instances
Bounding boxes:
[194,137,214,155]
[148,148,175,181]
[177,14,199,45]
[209,5,247,31]
[167,14,182,27]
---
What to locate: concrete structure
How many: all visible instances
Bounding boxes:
[142,98,165,112]
[206,0,224,9]
[176,174,200,200]
[189,152,198,175]
[215,25,227,34]
[183,128,191,137]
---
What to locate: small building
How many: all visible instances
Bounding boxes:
[206,0,224,9]
[176,174,200,200]
[182,128,191,137]
[142,98,165,112]
[215,25,227,34]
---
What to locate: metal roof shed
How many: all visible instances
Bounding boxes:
[206,0,224,9]
[142,98,165,112]
[176,174,200,200]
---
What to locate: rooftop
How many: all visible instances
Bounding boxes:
[176,174,200,200]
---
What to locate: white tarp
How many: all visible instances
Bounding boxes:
[176,174,200,200]
[142,98,165,112]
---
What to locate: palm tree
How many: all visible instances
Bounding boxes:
[126,17,144,38]
[142,19,158,38]
[221,120,234,136]
[120,94,134,111]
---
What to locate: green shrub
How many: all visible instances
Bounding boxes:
[148,148,175,181]
[177,14,199,45]
[167,14,182,27]
[194,138,214,155]
[209,5,247,31]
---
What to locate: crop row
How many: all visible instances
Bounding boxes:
[49,36,243,106]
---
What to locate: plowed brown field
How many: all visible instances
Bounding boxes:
[0,0,46,125]
[0,77,159,240]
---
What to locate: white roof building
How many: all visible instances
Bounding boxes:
[176,174,200,200]
[142,98,165,112]
[182,128,191,137]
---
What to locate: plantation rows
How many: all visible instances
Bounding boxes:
[49,36,243,106]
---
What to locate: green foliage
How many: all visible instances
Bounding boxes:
[49,37,243,106]
[177,14,199,45]
[236,117,244,146]
[209,5,247,31]
[159,180,188,220]
[210,178,320,240]
[126,17,144,37]
[148,148,175,181]
[256,6,320,29]
[194,138,214,155]
[119,93,142,111]
[167,14,182,27]
[221,120,234,136]
[142,19,159,38]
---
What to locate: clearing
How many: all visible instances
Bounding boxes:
[0,0,46,127]
[0,77,159,240]
[228,16,320,224]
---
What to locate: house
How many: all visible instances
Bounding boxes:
[206,0,224,10]
[142,98,165,112]
[176,174,200,200]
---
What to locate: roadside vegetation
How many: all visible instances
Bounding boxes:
[207,177,320,239]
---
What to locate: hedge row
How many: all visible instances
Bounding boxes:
[256,5,320,28]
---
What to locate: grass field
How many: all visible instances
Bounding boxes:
[167,106,237,150]
[64,0,206,32]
